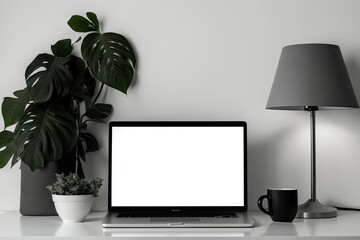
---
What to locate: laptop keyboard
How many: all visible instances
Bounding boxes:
[116,212,237,218]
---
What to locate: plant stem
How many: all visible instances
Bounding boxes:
[92,82,105,106]
[75,99,81,174]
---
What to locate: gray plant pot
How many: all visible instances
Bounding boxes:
[20,155,76,216]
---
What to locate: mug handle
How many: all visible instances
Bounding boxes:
[257,195,271,215]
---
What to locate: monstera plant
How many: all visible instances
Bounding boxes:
[0,12,136,178]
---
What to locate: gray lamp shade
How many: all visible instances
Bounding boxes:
[266,44,359,110]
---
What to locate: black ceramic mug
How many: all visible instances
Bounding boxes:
[257,188,298,222]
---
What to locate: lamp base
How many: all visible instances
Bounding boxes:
[296,199,337,219]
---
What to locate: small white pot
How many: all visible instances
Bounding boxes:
[52,195,94,223]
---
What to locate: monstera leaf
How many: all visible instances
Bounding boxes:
[25,53,73,103]
[68,12,136,94]
[14,103,77,171]
[0,12,137,174]
[84,103,112,120]
[1,88,31,129]
[79,132,98,153]
[81,32,136,93]
[51,39,73,57]
[69,55,86,100]
[0,130,15,168]
[67,12,99,32]
[80,68,96,110]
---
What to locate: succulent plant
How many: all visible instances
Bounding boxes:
[47,173,103,197]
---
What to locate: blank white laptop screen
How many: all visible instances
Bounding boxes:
[111,124,245,207]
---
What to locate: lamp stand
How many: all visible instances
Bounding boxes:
[296,107,337,219]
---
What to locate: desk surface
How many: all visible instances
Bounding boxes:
[0,211,359,239]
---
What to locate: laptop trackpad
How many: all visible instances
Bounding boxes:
[151,217,200,222]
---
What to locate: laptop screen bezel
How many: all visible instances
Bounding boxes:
[108,121,248,213]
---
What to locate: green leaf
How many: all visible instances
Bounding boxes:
[84,103,112,120]
[67,15,97,33]
[79,132,99,152]
[25,54,73,103]
[11,151,20,168]
[69,56,86,100]
[0,130,15,168]
[81,69,97,110]
[84,68,96,98]
[14,102,77,171]
[51,39,72,57]
[86,12,100,31]
[2,88,31,129]
[81,32,136,94]
[85,118,106,124]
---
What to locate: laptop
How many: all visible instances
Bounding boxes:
[102,121,254,228]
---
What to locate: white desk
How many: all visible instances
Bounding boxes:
[0,211,359,239]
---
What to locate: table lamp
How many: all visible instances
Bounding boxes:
[266,43,359,218]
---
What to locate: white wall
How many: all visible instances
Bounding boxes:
[1,0,360,211]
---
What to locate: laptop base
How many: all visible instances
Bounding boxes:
[102,212,254,228]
